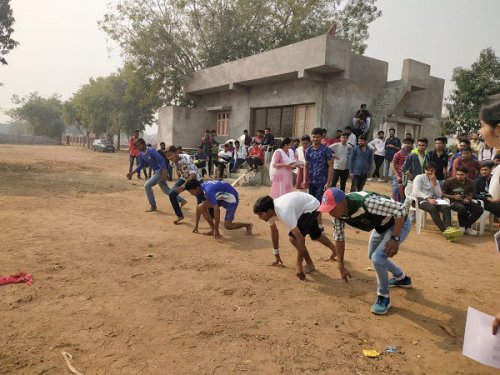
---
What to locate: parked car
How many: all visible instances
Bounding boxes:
[92,139,116,152]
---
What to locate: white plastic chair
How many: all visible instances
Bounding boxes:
[404,184,427,234]
[474,200,492,235]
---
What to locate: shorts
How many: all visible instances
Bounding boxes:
[308,183,325,202]
[288,211,321,240]
[223,203,238,221]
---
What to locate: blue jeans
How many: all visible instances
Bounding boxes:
[129,155,139,175]
[368,218,411,297]
[145,171,185,207]
[308,182,325,202]
[169,179,204,218]
[350,174,367,192]
[392,176,403,202]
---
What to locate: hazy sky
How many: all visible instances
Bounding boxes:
[1,0,498,132]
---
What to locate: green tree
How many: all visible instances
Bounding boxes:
[99,0,381,105]
[0,0,19,65]
[443,48,500,135]
[7,93,65,138]
[67,64,158,148]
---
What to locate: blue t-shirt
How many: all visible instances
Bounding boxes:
[305,144,333,185]
[137,147,166,173]
[202,181,239,208]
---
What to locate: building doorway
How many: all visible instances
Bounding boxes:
[251,103,315,138]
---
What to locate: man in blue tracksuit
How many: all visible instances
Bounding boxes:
[126,138,185,212]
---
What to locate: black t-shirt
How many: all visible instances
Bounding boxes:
[426,150,449,180]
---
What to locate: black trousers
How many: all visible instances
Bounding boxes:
[332,169,349,192]
[373,155,385,178]
[483,200,500,217]
[450,201,483,228]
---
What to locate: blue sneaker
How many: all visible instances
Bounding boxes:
[371,295,391,315]
[389,276,412,289]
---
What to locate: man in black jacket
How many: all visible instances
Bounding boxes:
[474,163,500,217]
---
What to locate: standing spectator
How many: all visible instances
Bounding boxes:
[157,142,172,180]
[331,129,342,144]
[470,132,483,156]
[210,129,220,177]
[478,142,496,162]
[128,129,142,179]
[448,139,472,174]
[126,138,185,212]
[451,147,480,180]
[231,140,247,172]
[348,134,372,192]
[426,137,449,186]
[391,138,414,202]
[295,135,311,191]
[412,163,459,238]
[201,129,217,177]
[262,127,275,148]
[403,138,428,184]
[384,128,401,181]
[320,128,335,147]
[330,132,352,192]
[303,127,334,201]
[238,129,252,148]
[475,163,500,217]
[247,141,265,171]
[352,104,371,137]
[405,132,412,140]
[165,146,203,224]
[368,130,386,181]
[442,166,483,235]
[270,138,296,198]
[291,138,300,153]
[344,126,357,148]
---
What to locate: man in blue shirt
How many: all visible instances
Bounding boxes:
[126,138,186,212]
[348,134,373,192]
[185,179,252,239]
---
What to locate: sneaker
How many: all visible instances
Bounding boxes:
[389,276,412,289]
[377,178,386,182]
[458,227,466,233]
[371,295,391,315]
[465,227,478,236]
[367,177,374,182]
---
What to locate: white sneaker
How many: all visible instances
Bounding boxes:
[367,177,374,182]
[465,227,478,236]
[377,178,385,182]
[458,227,466,233]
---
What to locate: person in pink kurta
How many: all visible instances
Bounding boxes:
[270,138,296,198]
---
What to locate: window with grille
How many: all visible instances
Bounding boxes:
[216,112,230,136]
[251,104,315,138]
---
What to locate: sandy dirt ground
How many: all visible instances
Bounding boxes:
[0,144,498,375]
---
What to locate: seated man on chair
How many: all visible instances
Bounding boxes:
[442,166,483,235]
[412,162,461,239]
[474,163,500,218]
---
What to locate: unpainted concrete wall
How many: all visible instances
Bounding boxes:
[158,106,216,148]
[0,134,60,145]
[322,54,388,136]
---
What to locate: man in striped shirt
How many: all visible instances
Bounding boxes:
[391,138,414,202]
[318,188,412,315]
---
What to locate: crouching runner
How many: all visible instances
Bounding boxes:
[253,192,337,280]
[185,179,252,240]
[318,188,412,315]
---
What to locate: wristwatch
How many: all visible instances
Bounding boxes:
[390,235,400,242]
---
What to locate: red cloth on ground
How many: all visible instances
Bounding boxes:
[0,272,33,286]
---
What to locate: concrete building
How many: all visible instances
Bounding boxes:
[158,33,444,147]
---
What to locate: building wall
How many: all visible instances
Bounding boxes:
[322,54,388,136]
[158,106,217,148]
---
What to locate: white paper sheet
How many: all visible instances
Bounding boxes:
[462,307,500,369]
[435,199,449,206]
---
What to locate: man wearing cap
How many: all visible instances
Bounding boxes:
[318,188,412,315]
[253,192,337,279]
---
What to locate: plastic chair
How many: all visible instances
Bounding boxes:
[474,200,492,235]
[404,184,427,234]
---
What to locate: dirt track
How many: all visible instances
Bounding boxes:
[0,144,498,374]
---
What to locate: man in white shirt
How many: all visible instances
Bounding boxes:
[368,130,386,182]
[344,126,358,148]
[253,192,337,280]
[329,132,352,191]
[412,162,461,239]
[230,140,248,172]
